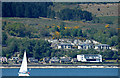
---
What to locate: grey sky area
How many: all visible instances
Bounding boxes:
[1,0,119,2]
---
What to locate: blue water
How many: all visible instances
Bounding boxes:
[2,68,119,76]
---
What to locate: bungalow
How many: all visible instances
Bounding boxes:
[71,58,77,63]
[0,57,7,63]
[28,57,38,63]
[73,39,82,45]
[49,57,59,63]
[78,44,93,50]
[60,56,71,63]
[17,59,22,63]
[77,54,102,62]
[12,57,19,61]
[51,43,58,49]
[59,39,65,42]
[48,39,58,43]
[94,44,109,50]
[43,57,50,63]
[58,43,73,49]
[84,40,91,44]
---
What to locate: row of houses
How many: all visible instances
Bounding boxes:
[58,43,110,50]
[8,57,39,64]
[47,39,110,50]
[42,56,77,64]
[42,54,102,63]
[0,57,7,63]
[1,54,102,64]
[47,39,92,45]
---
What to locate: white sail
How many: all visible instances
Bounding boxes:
[19,51,27,73]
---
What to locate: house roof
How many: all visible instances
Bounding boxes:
[58,43,73,46]
[50,57,59,61]
[71,58,77,61]
[78,54,101,56]
[60,57,71,61]
[78,43,93,46]
[12,57,18,58]
[0,57,7,59]
[28,57,35,59]
[97,44,109,46]
[79,54,101,59]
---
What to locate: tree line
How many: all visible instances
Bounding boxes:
[2,2,53,18]
[2,2,93,21]
[56,8,93,21]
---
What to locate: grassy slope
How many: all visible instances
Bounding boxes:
[2,16,118,31]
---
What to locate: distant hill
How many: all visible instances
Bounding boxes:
[52,3,118,17]
[79,3,118,17]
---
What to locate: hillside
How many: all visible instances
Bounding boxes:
[1,2,119,62]
[2,16,118,45]
[79,3,118,17]
[52,3,118,17]
[2,16,118,30]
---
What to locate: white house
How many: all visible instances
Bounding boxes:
[78,44,93,50]
[49,57,59,63]
[60,56,71,63]
[12,57,19,61]
[84,40,91,44]
[77,54,102,62]
[48,39,58,43]
[58,43,73,49]
[92,40,100,44]
[0,57,7,63]
[94,44,109,50]
[28,57,38,63]
[73,39,82,45]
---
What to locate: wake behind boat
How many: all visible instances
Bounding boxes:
[18,51,30,76]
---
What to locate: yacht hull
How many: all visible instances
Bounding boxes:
[19,73,30,76]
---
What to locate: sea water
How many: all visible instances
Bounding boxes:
[2,68,119,76]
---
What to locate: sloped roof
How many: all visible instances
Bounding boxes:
[58,43,73,46]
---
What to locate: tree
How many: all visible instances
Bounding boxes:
[71,29,78,37]
[60,22,65,31]
[103,50,114,59]
[112,52,118,59]
[47,8,55,19]
[54,26,59,32]
[2,2,53,18]
[77,29,83,37]
[97,8,100,11]
[2,32,8,45]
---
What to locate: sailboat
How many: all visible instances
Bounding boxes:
[18,51,30,76]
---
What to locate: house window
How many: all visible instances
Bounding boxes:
[68,46,71,48]
[61,45,63,48]
[65,45,67,48]
[81,46,83,48]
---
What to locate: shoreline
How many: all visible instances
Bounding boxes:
[0,65,119,69]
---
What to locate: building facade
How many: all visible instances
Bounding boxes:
[49,57,59,63]
[0,57,7,63]
[94,44,109,50]
[78,44,93,50]
[77,54,102,62]
[58,43,73,49]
